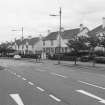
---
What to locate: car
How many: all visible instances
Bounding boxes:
[80,55,91,62]
[14,54,21,59]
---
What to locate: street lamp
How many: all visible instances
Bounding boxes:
[12,27,24,54]
[50,7,62,64]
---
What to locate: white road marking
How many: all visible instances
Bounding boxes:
[49,94,61,102]
[22,77,26,81]
[10,71,14,74]
[36,87,45,92]
[76,90,105,104]
[10,94,24,105]
[17,75,21,78]
[51,72,67,78]
[28,82,34,85]
[14,73,16,75]
[78,80,105,90]
[37,70,46,72]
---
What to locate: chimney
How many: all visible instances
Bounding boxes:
[48,30,51,35]
[102,17,105,28]
[80,24,84,31]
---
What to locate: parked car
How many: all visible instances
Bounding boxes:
[14,54,21,59]
[95,56,105,64]
[80,56,92,62]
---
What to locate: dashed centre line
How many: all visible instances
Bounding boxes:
[17,75,21,78]
[49,94,61,102]
[28,82,34,85]
[37,69,46,72]
[14,73,16,75]
[22,77,26,81]
[51,72,67,78]
[36,87,45,92]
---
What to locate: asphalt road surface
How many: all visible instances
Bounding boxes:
[0,59,105,105]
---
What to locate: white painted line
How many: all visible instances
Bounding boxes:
[76,90,105,104]
[14,73,16,75]
[28,82,34,85]
[17,75,21,78]
[78,80,105,90]
[22,78,26,81]
[49,94,61,102]
[36,87,45,92]
[10,94,24,105]
[10,71,14,74]
[51,72,67,78]
[37,70,46,72]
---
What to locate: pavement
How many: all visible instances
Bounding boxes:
[0,58,105,105]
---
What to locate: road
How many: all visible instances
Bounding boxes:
[0,59,105,105]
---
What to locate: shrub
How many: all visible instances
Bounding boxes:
[95,56,105,64]
[95,50,105,57]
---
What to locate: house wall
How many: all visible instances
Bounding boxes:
[77,28,89,37]
[33,40,43,54]
[43,35,70,55]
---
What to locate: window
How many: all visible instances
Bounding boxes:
[65,47,67,53]
[51,40,53,46]
[43,48,46,52]
[43,41,45,46]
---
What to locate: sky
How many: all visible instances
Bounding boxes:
[1,0,105,43]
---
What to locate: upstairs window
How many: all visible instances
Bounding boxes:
[43,41,45,46]
[51,40,53,46]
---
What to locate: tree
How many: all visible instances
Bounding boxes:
[0,43,15,57]
[67,36,89,65]
[88,36,100,67]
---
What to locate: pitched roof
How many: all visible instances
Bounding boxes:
[14,37,40,46]
[88,25,105,38]
[62,28,80,39]
[43,32,58,41]
[43,28,80,41]
[28,37,40,45]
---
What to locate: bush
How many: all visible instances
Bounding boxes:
[95,50,105,57]
[95,57,105,64]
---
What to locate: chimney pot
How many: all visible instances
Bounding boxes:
[80,24,84,31]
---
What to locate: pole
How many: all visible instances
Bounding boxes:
[14,38,16,51]
[58,7,62,64]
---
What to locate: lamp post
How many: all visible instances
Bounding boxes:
[50,7,62,64]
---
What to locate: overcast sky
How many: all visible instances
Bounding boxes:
[1,0,105,42]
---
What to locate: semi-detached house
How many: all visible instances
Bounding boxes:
[43,25,89,55]
[88,17,105,51]
[12,37,43,54]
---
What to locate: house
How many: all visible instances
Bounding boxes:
[28,37,43,54]
[43,25,89,55]
[89,17,105,51]
[77,24,89,37]
[12,37,44,54]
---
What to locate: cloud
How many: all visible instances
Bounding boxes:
[0,0,105,42]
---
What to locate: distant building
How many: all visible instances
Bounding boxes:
[12,37,43,54]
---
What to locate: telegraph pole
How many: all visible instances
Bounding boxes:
[58,7,62,64]
[50,7,62,64]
